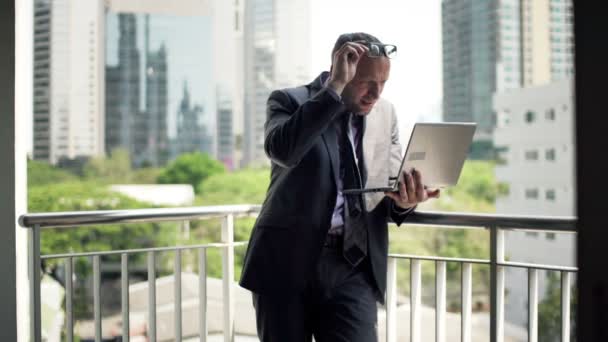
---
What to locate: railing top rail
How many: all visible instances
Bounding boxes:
[19,206,577,231]
[407,211,576,232]
[19,204,262,228]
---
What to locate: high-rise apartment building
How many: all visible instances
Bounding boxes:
[242,0,311,167]
[442,0,573,157]
[33,0,105,164]
[494,79,575,327]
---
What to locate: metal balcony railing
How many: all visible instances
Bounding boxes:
[19,206,577,342]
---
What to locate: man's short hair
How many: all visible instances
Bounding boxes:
[331,32,382,62]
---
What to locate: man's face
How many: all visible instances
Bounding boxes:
[341,55,390,116]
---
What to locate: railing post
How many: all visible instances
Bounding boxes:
[28,225,42,342]
[435,261,446,342]
[561,271,571,342]
[65,257,74,342]
[411,259,421,342]
[199,248,208,342]
[175,249,182,341]
[528,268,539,342]
[148,251,157,342]
[93,255,102,342]
[490,226,505,342]
[461,263,472,342]
[221,214,235,342]
[386,257,397,342]
[121,253,130,342]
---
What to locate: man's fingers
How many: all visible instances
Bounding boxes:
[404,171,415,201]
[427,189,441,198]
[399,178,408,203]
[384,191,404,205]
[413,169,425,200]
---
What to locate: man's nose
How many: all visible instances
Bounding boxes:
[368,84,380,98]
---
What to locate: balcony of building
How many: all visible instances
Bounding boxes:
[19,206,576,342]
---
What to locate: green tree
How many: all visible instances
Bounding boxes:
[538,272,577,342]
[158,152,225,193]
[28,159,77,186]
[83,148,132,183]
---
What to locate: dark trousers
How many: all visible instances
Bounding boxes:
[252,246,379,342]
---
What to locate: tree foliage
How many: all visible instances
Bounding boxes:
[157,152,225,193]
[28,159,77,186]
[83,148,132,183]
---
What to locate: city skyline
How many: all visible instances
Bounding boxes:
[29,0,445,166]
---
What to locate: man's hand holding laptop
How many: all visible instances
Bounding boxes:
[384,168,441,209]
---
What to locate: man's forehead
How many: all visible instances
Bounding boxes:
[356,56,390,76]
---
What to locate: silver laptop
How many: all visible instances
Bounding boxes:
[343,122,477,195]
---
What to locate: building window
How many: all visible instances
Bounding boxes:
[525,150,539,160]
[546,232,556,240]
[525,188,539,199]
[525,111,536,123]
[546,148,556,161]
[546,189,556,201]
[546,108,556,120]
[526,232,539,237]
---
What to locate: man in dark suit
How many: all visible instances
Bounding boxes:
[239,32,440,342]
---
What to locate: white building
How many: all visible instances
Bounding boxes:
[242,0,311,167]
[493,79,575,326]
[33,0,105,164]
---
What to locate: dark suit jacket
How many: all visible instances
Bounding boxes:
[239,72,412,301]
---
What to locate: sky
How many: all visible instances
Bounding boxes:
[310,0,444,143]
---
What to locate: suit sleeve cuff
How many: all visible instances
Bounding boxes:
[391,201,416,216]
[324,85,342,102]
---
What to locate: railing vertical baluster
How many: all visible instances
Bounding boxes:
[386,257,397,342]
[29,225,42,342]
[175,249,182,341]
[435,261,446,342]
[411,259,421,342]
[221,214,235,342]
[490,226,505,342]
[497,262,505,342]
[561,271,571,342]
[121,253,129,342]
[461,263,472,342]
[65,257,73,342]
[148,251,157,342]
[93,255,102,342]
[528,268,539,342]
[199,248,208,342]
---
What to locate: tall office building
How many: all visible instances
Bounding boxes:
[216,87,234,169]
[105,14,141,162]
[174,83,212,157]
[242,0,311,167]
[442,0,573,158]
[210,0,244,169]
[33,0,105,164]
[142,39,169,166]
[105,2,214,167]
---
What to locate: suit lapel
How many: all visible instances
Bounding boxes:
[322,128,340,186]
[362,111,376,186]
[308,72,341,186]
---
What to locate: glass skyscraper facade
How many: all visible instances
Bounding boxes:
[105,11,213,167]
